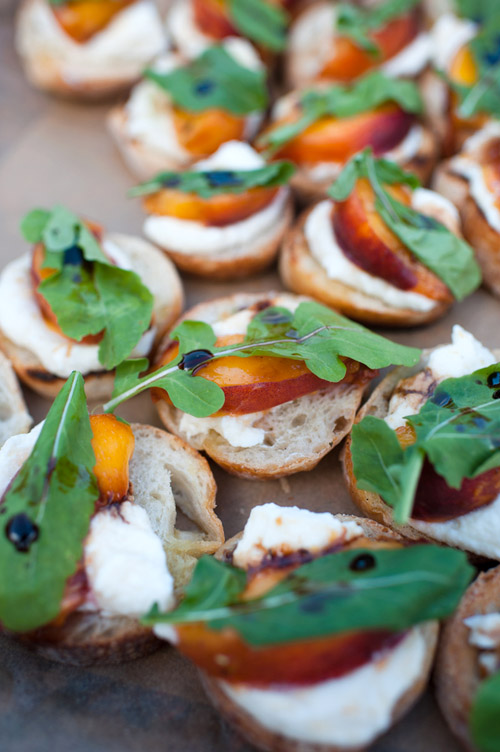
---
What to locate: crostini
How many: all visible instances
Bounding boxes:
[149,503,471,752]
[15,0,167,98]
[0,205,183,401]
[436,566,500,752]
[257,71,439,203]
[108,41,267,180]
[434,123,500,298]
[343,325,500,561]
[285,0,432,90]
[0,372,223,665]
[103,291,420,479]
[280,150,480,326]
[132,141,295,280]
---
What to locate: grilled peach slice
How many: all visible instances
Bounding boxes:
[172,108,246,157]
[90,414,135,504]
[52,0,134,43]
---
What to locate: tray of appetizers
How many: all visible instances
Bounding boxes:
[2,0,500,750]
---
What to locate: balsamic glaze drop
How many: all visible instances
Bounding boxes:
[179,349,214,371]
[487,371,500,388]
[259,310,293,325]
[195,79,215,95]
[493,390,500,400]
[349,553,376,572]
[63,245,84,266]
[162,175,181,188]
[5,513,39,553]
[431,391,453,408]
[205,171,243,188]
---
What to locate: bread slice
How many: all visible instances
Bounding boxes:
[342,349,500,553]
[0,351,32,447]
[436,566,500,751]
[279,205,451,327]
[432,161,470,213]
[0,234,184,402]
[13,423,223,666]
[143,198,294,281]
[201,515,439,752]
[154,291,373,479]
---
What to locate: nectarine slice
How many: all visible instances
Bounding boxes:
[90,414,135,504]
[52,0,134,43]
[172,108,246,157]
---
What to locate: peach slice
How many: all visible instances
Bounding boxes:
[90,414,135,504]
[319,11,419,83]
[52,0,134,43]
[192,0,238,38]
[143,186,279,227]
[332,177,454,302]
[264,104,413,165]
[172,108,246,157]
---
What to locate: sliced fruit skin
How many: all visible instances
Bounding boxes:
[319,11,419,83]
[332,177,454,302]
[143,186,279,227]
[172,108,246,157]
[266,105,414,165]
[90,414,135,505]
[192,0,238,39]
[52,0,135,43]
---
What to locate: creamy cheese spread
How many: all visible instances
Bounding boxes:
[431,13,477,74]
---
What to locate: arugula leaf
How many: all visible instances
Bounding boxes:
[130,161,295,199]
[144,545,473,645]
[170,321,217,355]
[351,363,500,522]
[103,299,420,414]
[0,372,98,632]
[455,0,500,21]
[470,670,500,752]
[21,206,154,370]
[329,149,481,300]
[166,370,225,418]
[144,46,268,116]
[336,0,420,56]
[257,72,422,152]
[228,0,289,52]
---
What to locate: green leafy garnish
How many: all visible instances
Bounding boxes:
[0,372,98,632]
[144,45,267,116]
[129,161,295,198]
[228,0,289,52]
[455,0,500,24]
[351,362,500,523]
[257,72,422,153]
[144,546,472,645]
[329,149,481,300]
[336,0,420,56]
[103,300,420,415]
[471,669,500,752]
[21,205,154,371]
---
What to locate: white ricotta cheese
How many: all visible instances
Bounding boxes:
[381,33,432,78]
[0,423,42,498]
[179,412,265,449]
[84,501,175,617]
[0,237,156,378]
[167,0,217,60]
[431,13,477,73]
[286,2,337,84]
[221,628,428,747]
[451,158,500,234]
[233,503,363,568]
[412,187,460,232]
[305,200,436,312]
[465,613,500,649]
[17,0,166,84]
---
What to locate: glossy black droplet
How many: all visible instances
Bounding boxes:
[63,245,84,266]
[349,553,376,572]
[195,79,215,95]
[431,391,452,408]
[493,389,500,400]
[205,171,243,188]
[487,372,500,388]
[5,513,39,553]
[179,349,214,371]
[162,175,181,188]
[259,310,293,325]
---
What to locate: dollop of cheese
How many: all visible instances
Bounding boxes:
[233,503,363,568]
[381,33,432,78]
[17,0,166,84]
[179,412,265,449]
[0,423,43,498]
[430,13,477,74]
[465,613,500,649]
[305,199,437,312]
[286,2,337,84]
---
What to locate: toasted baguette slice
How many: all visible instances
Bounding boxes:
[0,351,32,447]
[202,515,438,752]
[15,423,223,666]
[0,234,184,402]
[154,291,372,479]
[342,349,500,556]
[279,205,451,327]
[15,0,166,99]
[436,566,500,751]
[432,161,470,213]
[142,198,294,281]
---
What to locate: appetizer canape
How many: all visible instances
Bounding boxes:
[166,0,288,61]
[102,291,419,479]
[149,503,472,752]
[434,123,500,298]
[422,8,500,154]
[132,141,295,280]
[437,566,500,752]
[0,372,223,665]
[285,0,432,90]
[257,71,438,203]
[0,205,183,401]
[280,150,480,326]
[108,41,267,180]
[343,325,500,561]
[15,0,167,98]
[0,351,32,447]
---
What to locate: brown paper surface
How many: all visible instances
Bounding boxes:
[1,5,497,749]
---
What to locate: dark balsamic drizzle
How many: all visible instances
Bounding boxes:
[179,349,214,371]
[205,171,243,188]
[5,513,39,553]
[487,371,500,388]
[349,553,376,572]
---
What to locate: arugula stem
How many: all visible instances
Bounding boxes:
[366,157,401,223]
[394,448,424,524]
